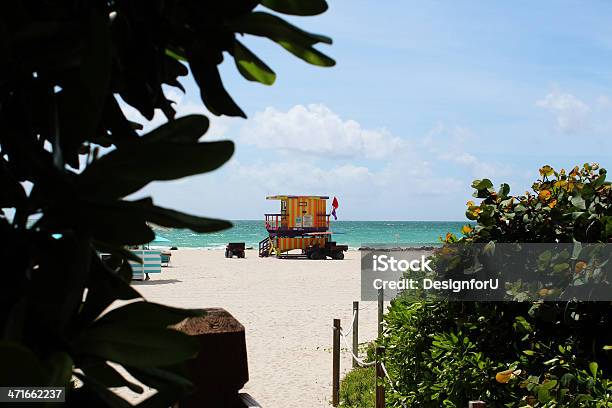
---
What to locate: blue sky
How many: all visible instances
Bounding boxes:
[128,1,612,221]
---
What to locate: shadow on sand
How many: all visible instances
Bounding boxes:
[132,278,182,286]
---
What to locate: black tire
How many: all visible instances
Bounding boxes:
[311,250,325,260]
[333,251,345,260]
[225,249,229,258]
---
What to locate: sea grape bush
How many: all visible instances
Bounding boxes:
[381,164,611,407]
[0,1,333,406]
[462,163,611,243]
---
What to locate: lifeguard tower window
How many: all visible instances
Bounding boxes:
[281,200,287,214]
[299,200,308,215]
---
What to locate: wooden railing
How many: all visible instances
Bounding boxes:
[264,213,330,230]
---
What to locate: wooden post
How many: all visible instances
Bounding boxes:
[375,346,385,408]
[332,318,340,406]
[377,287,384,338]
[352,301,359,368]
[469,402,486,408]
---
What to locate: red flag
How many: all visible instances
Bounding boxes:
[331,197,339,220]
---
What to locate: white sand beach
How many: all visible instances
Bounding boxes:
[128,249,380,407]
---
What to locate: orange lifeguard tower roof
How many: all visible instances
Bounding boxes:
[266,195,329,200]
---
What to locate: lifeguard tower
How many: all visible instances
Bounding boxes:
[258,195,347,259]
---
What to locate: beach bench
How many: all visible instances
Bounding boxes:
[128,249,162,280]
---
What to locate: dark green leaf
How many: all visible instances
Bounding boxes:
[0,342,46,385]
[45,352,73,387]
[117,261,134,283]
[228,12,332,46]
[93,240,142,264]
[472,179,493,190]
[593,172,606,188]
[261,0,328,16]
[58,10,112,167]
[165,48,188,62]
[127,366,193,392]
[81,361,144,394]
[276,39,335,66]
[88,198,232,235]
[93,301,205,329]
[79,140,234,198]
[190,58,246,118]
[0,158,27,208]
[118,198,232,233]
[233,40,276,85]
[101,95,140,146]
[589,361,598,378]
[571,195,586,210]
[77,255,141,326]
[498,183,510,198]
[142,115,209,144]
[75,326,200,367]
[86,208,155,245]
[227,13,335,67]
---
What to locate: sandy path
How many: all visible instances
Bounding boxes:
[129,249,379,407]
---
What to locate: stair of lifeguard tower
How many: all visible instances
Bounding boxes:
[258,237,270,257]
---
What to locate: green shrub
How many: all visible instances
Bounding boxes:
[339,366,375,408]
[381,164,612,407]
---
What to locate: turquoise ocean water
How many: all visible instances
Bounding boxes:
[152,221,468,249]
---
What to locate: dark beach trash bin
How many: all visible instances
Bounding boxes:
[225,242,246,258]
[175,308,250,408]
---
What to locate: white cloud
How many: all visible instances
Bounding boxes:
[227,160,374,193]
[240,104,404,160]
[422,123,511,179]
[536,90,590,133]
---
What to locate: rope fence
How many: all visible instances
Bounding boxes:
[331,288,487,408]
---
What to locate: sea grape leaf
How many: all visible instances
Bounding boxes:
[233,40,276,85]
[261,0,328,16]
[190,58,246,118]
[142,115,209,144]
[79,140,234,198]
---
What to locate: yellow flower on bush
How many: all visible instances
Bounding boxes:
[556,179,576,192]
[538,288,553,297]
[466,200,474,207]
[539,165,554,177]
[495,368,521,384]
[538,190,551,201]
[570,166,580,177]
[575,261,587,274]
[548,199,557,209]
[461,225,473,235]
